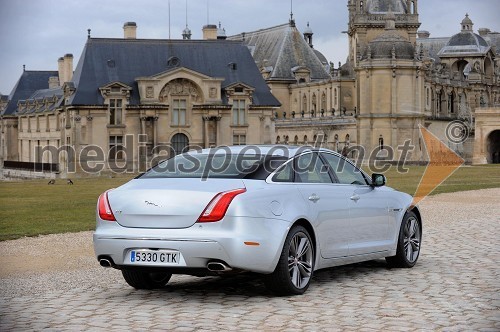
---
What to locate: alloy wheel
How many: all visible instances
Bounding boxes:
[403,217,421,263]
[288,232,313,289]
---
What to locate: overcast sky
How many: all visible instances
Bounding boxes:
[0,0,498,95]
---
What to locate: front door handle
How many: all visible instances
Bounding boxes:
[308,194,320,202]
[350,194,360,202]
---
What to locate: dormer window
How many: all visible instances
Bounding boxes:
[99,82,132,126]
[292,66,311,83]
[232,100,246,125]
[109,99,123,125]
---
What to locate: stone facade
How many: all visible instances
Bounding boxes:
[239,0,499,163]
[473,107,500,164]
[1,28,279,178]
[2,0,500,180]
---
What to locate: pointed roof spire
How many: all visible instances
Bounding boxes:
[289,0,295,27]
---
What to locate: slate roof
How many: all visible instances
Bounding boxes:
[228,23,331,82]
[417,37,449,61]
[482,32,500,55]
[419,32,499,60]
[365,0,408,14]
[69,38,280,107]
[3,70,58,115]
[438,31,491,57]
[366,30,415,60]
[15,87,64,115]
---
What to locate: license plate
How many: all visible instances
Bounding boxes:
[127,249,184,266]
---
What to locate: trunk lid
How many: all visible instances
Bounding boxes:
[107,178,246,229]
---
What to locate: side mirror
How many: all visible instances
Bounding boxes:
[371,173,386,187]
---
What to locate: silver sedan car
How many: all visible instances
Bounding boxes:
[94,146,422,295]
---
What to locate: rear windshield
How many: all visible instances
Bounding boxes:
[139,153,287,180]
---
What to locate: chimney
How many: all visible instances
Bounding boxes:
[417,30,430,39]
[478,28,491,37]
[58,57,65,86]
[202,24,218,40]
[48,76,60,89]
[123,22,137,39]
[63,54,73,83]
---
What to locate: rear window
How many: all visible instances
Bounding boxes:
[139,153,287,180]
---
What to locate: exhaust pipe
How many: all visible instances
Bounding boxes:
[207,261,232,272]
[99,258,113,268]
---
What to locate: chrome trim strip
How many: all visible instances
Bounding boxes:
[97,236,216,242]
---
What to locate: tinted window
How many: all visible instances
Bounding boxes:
[294,153,332,184]
[321,153,367,185]
[272,161,294,182]
[245,156,288,180]
[141,153,263,179]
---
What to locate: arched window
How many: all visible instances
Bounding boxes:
[334,88,338,107]
[276,136,281,144]
[171,133,189,156]
[334,134,339,152]
[345,134,350,146]
[285,135,289,144]
[302,95,308,113]
[294,135,299,145]
[304,135,308,145]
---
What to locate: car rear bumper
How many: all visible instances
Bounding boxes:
[93,216,291,274]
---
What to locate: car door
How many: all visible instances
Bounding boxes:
[320,152,391,256]
[293,152,351,258]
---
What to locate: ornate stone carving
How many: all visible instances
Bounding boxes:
[86,115,93,121]
[159,79,201,103]
[146,86,154,98]
[209,87,217,98]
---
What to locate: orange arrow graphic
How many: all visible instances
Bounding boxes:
[413,125,465,205]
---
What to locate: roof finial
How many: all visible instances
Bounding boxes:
[23,64,26,72]
[207,0,210,25]
[185,0,189,29]
[289,0,295,26]
[87,28,91,39]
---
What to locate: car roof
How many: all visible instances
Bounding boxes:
[190,145,337,158]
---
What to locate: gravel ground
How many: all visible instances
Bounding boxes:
[0,188,499,330]
[1,188,499,297]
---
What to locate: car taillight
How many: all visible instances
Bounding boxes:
[98,190,116,221]
[197,188,246,223]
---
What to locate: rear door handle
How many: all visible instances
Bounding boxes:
[350,194,360,202]
[308,194,320,202]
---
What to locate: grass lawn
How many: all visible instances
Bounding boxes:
[1,165,500,241]
[0,175,135,241]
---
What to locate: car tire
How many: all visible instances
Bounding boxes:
[121,270,172,290]
[386,211,422,268]
[264,225,314,295]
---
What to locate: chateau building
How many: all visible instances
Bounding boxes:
[1,0,499,179]
[0,24,279,177]
[230,0,499,163]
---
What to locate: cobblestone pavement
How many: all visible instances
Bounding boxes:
[1,189,499,331]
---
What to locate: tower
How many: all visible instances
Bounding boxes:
[347,0,420,68]
[303,22,313,48]
[353,2,425,162]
